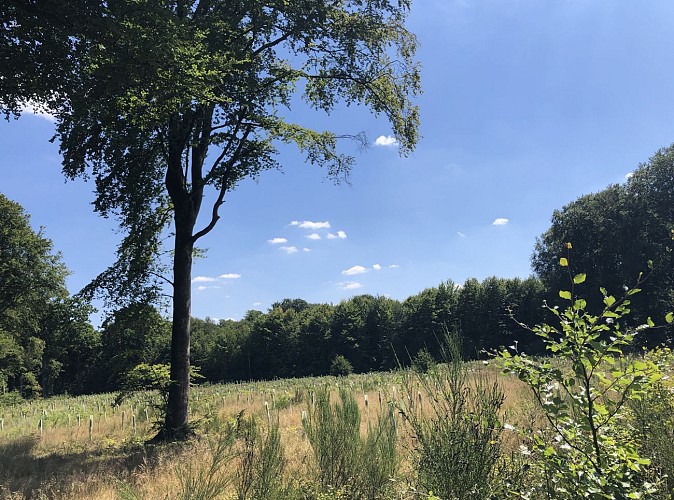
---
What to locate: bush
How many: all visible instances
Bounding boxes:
[235,415,289,499]
[629,347,674,496]
[400,331,523,499]
[411,347,436,374]
[499,254,662,498]
[329,356,353,377]
[303,387,398,499]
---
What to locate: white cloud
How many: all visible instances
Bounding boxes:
[625,172,634,180]
[197,286,208,291]
[192,276,217,283]
[457,232,466,238]
[268,237,288,244]
[294,220,330,230]
[340,281,363,291]
[306,233,321,240]
[219,273,241,279]
[342,265,368,276]
[303,247,312,252]
[388,264,400,269]
[492,218,509,226]
[374,135,399,147]
[373,264,382,271]
[327,231,347,240]
[20,101,55,122]
[280,246,299,254]
[253,302,262,307]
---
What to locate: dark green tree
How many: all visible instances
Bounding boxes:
[99,303,171,391]
[38,297,100,396]
[0,194,70,396]
[4,0,419,439]
[399,281,458,360]
[533,145,674,344]
[296,303,334,377]
[246,306,301,379]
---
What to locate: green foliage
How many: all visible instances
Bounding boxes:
[175,424,238,500]
[629,347,674,496]
[99,303,171,391]
[499,260,662,498]
[234,415,288,500]
[329,355,353,377]
[533,145,674,344]
[400,332,522,499]
[411,347,436,374]
[0,194,73,397]
[0,390,23,408]
[303,387,398,499]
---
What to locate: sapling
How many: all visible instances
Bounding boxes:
[499,246,662,498]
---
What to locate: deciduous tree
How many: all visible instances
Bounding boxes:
[4,1,420,438]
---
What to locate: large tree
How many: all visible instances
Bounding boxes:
[0,193,70,395]
[3,1,420,439]
[532,145,674,344]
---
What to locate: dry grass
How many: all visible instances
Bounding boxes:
[0,368,530,499]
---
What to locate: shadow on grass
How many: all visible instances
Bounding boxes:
[0,435,182,499]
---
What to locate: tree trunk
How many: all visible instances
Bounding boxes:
[161,214,194,439]
[157,119,199,440]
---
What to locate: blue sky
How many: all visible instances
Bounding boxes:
[3,0,674,323]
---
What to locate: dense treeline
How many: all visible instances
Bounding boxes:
[2,144,673,398]
[187,276,547,383]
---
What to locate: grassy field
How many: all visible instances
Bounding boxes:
[1,354,672,499]
[0,364,535,499]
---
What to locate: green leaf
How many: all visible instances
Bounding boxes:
[647,317,655,327]
[559,257,569,267]
[666,312,673,324]
[603,295,616,307]
[573,273,586,284]
[559,290,572,300]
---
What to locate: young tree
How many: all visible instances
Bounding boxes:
[4,1,420,439]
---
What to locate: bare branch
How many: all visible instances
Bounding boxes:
[192,126,253,242]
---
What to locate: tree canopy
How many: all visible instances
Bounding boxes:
[0,194,94,396]
[532,144,674,344]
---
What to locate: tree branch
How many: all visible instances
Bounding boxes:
[192,126,253,242]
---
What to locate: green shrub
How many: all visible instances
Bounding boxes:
[235,415,289,500]
[329,356,353,377]
[400,331,523,499]
[303,387,398,499]
[174,425,238,500]
[0,390,23,407]
[629,347,674,496]
[411,347,436,374]
[499,255,662,498]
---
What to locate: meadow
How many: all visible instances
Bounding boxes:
[0,362,533,500]
[2,343,673,500]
